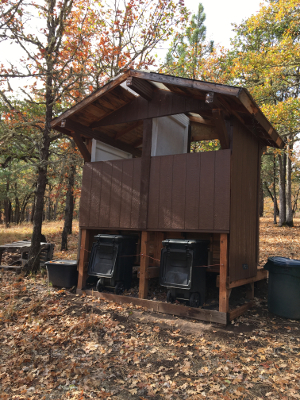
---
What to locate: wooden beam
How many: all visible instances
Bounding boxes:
[126,76,155,101]
[64,118,141,157]
[51,71,131,129]
[216,268,268,289]
[71,131,91,162]
[77,229,92,290]
[219,233,229,313]
[90,90,210,128]
[188,115,214,126]
[139,231,150,299]
[153,232,164,267]
[133,138,143,148]
[130,70,240,97]
[114,120,143,140]
[139,119,152,229]
[77,289,228,324]
[212,109,230,149]
[229,302,254,321]
[190,121,218,141]
[137,266,160,279]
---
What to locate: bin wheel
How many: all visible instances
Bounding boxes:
[189,292,200,308]
[115,282,125,295]
[167,290,175,303]
[96,279,104,292]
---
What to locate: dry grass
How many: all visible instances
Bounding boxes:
[0,220,80,261]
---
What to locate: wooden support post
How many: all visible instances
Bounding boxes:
[219,233,229,313]
[153,232,164,267]
[77,229,92,290]
[139,231,150,299]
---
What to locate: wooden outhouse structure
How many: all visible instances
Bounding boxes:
[51,70,284,324]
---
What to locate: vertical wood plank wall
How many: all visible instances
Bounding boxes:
[79,150,231,233]
[79,159,141,229]
[229,121,260,282]
[147,151,231,232]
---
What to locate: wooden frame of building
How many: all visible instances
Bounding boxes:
[51,70,284,324]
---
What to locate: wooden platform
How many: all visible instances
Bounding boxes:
[77,289,228,325]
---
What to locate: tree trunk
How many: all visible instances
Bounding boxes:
[286,139,293,226]
[28,164,49,271]
[61,163,76,250]
[53,159,67,220]
[31,197,35,223]
[15,197,20,224]
[278,152,286,227]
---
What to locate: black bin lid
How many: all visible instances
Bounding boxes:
[45,260,77,266]
[264,257,300,277]
[94,234,137,242]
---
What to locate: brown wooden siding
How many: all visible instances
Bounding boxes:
[229,120,260,282]
[147,150,231,232]
[80,150,231,232]
[79,159,141,229]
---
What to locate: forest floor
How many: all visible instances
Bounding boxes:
[0,218,300,399]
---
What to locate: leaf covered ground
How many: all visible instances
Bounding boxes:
[0,218,300,399]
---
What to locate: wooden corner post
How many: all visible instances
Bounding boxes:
[77,229,92,290]
[219,233,229,313]
[139,231,150,299]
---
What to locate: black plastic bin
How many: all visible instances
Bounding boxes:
[264,257,300,319]
[88,234,138,294]
[45,260,78,288]
[160,239,209,307]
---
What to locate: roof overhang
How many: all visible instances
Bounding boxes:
[51,69,284,157]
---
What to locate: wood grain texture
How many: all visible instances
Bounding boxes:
[119,159,134,228]
[79,163,93,227]
[139,231,150,299]
[229,119,260,282]
[219,233,229,313]
[185,153,201,230]
[148,150,230,232]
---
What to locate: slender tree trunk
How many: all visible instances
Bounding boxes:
[15,197,20,224]
[31,197,35,223]
[286,139,293,226]
[53,160,66,220]
[278,152,286,226]
[61,164,76,250]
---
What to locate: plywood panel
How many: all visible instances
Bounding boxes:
[185,153,200,230]
[131,158,141,229]
[91,162,102,227]
[99,161,113,227]
[120,159,134,228]
[147,157,161,229]
[148,151,230,232]
[79,163,93,227]
[171,154,187,229]
[229,119,260,282]
[109,160,123,227]
[158,155,173,230]
[214,150,231,230]
[199,152,215,230]
[80,151,231,232]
